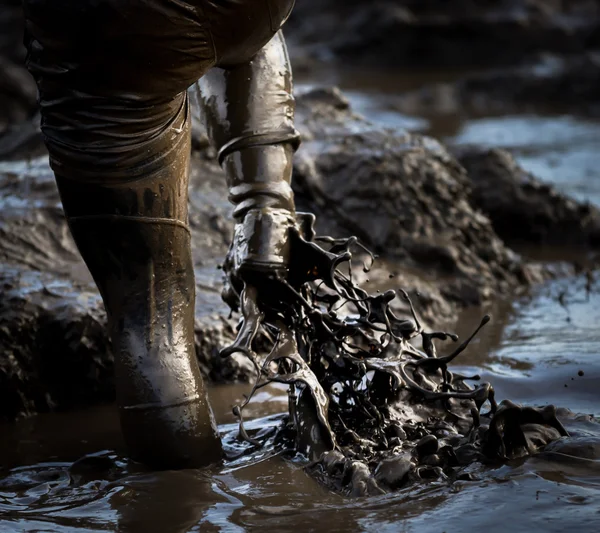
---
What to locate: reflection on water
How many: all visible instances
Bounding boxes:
[454,274,600,417]
[340,90,430,133]
[1,276,599,533]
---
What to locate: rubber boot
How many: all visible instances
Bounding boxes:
[195,31,300,281]
[54,113,223,470]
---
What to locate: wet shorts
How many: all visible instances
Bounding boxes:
[23,0,295,181]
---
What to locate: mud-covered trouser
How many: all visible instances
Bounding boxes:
[23,0,299,469]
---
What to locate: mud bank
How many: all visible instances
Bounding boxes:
[286,0,600,70]
[1,87,597,422]
[292,87,567,310]
[452,145,600,248]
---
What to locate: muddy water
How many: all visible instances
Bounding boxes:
[1,277,599,533]
[2,74,600,532]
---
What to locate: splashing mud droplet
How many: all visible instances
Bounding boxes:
[220,224,569,495]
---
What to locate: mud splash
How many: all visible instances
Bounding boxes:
[221,218,568,495]
[2,273,599,530]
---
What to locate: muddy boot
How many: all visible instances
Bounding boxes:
[54,133,223,469]
[196,31,300,300]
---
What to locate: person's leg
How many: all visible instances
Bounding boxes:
[22,0,297,468]
[23,0,221,469]
[195,29,300,288]
[196,24,332,459]
[52,124,224,470]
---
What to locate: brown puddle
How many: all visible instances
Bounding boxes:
[1,273,599,533]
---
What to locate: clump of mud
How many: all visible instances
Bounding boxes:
[221,217,568,496]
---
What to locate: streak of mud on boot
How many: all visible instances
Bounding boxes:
[220,218,568,496]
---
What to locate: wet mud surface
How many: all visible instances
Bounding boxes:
[1,413,599,533]
[302,73,600,250]
[444,115,600,210]
[1,275,600,531]
[452,145,600,248]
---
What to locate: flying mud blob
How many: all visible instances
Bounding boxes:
[220,215,568,496]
